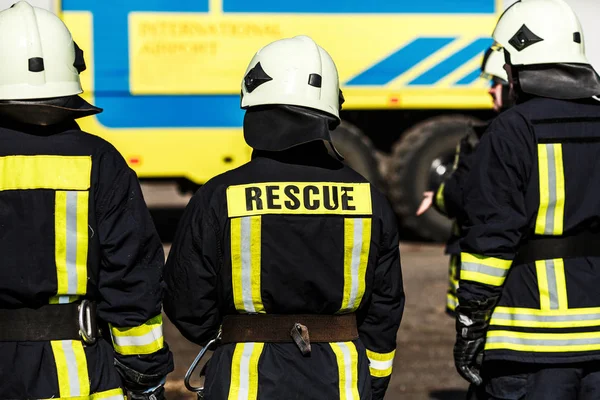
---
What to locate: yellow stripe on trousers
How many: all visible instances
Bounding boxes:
[231,216,264,313]
[535,143,565,235]
[339,218,371,312]
[51,340,90,397]
[536,258,568,310]
[330,342,360,400]
[228,342,264,400]
[54,191,89,304]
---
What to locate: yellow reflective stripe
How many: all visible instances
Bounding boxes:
[435,182,446,213]
[366,349,395,378]
[110,315,164,355]
[227,342,264,400]
[0,156,91,191]
[536,258,568,311]
[249,216,263,312]
[536,144,550,234]
[535,144,565,235]
[491,306,600,328]
[460,253,511,287]
[231,216,264,313]
[330,342,359,400]
[485,330,600,352]
[49,296,81,304]
[51,340,90,397]
[555,259,568,310]
[461,253,512,269]
[447,292,458,312]
[55,191,89,300]
[42,388,125,400]
[536,260,550,310]
[231,217,244,312]
[55,191,68,297]
[339,218,371,313]
[76,191,89,294]
[553,144,565,234]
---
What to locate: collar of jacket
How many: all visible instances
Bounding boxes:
[514,63,600,100]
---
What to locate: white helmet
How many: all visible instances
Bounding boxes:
[493,0,588,66]
[0,1,83,100]
[240,35,342,121]
[480,45,508,82]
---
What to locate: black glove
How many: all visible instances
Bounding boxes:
[453,297,497,386]
[127,385,166,400]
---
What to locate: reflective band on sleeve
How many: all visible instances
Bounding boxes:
[460,253,512,286]
[447,292,458,312]
[536,258,568,311]
[491,306,600,328]
[330,342,360,400]
[42,387,125,400]
[231,216,264,313]
[366,349,395,378]
[109,315,164,355]
[0,155,91,191]
[339,218,371,313]
[55,191,89,300]
[485,330,600,352]
[228,342,264,400]
[50,340,90,397]
[435,182,446,213]
[535,143,565,235]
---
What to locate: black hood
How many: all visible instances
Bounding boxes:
[243,105,343,159]
[513,63,600,100]
[0,95,102,126]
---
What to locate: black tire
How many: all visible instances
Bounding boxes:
[388,115,482,241]
[331,121,384,190]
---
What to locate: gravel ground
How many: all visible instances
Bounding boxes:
[143,184,469,399]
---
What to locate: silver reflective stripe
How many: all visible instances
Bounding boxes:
[238,343,255,400]
[487,335,600,346]
[546,259,559,310]
[493,312,600,322]
[545,144,557,234]
[112,325,163,347]
[240,217,255,313]
[103,396,125,400]
[62,340,81,395]
[66,191,78,294]
[58,296,71,304]
[461,262,508,277]
[348,219,363,309]
[339,343,354,400]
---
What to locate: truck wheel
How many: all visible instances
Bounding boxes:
[331,121,384,190]
[388,115,482,241]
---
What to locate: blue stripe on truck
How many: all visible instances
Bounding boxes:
[346,38,456,86]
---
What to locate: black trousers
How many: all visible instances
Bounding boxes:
[472,361,600,400]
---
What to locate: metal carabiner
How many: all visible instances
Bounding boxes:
[78,299,97,345]
[184,328,222,399]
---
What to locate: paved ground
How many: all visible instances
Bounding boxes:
[143,184,469,399]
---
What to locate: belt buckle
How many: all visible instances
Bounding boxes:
[78,300,97,344]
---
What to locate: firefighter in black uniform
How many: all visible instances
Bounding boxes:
[0,3,173,399]
[453,0,600,398]
[416,45,512,316]
[164,35,405,400]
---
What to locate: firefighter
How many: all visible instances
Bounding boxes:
[163,35,404,400]
[453,0,600,398]
[416,45,512,316]
[0,2,173,399]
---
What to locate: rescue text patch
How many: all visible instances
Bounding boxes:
[226,182,372,217]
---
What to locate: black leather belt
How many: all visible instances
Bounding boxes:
[513,230,600,265]
[0,301,98,342]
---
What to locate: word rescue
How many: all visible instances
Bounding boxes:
[226,182,372,217]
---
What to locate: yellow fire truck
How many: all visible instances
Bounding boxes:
[13,0,504,240]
